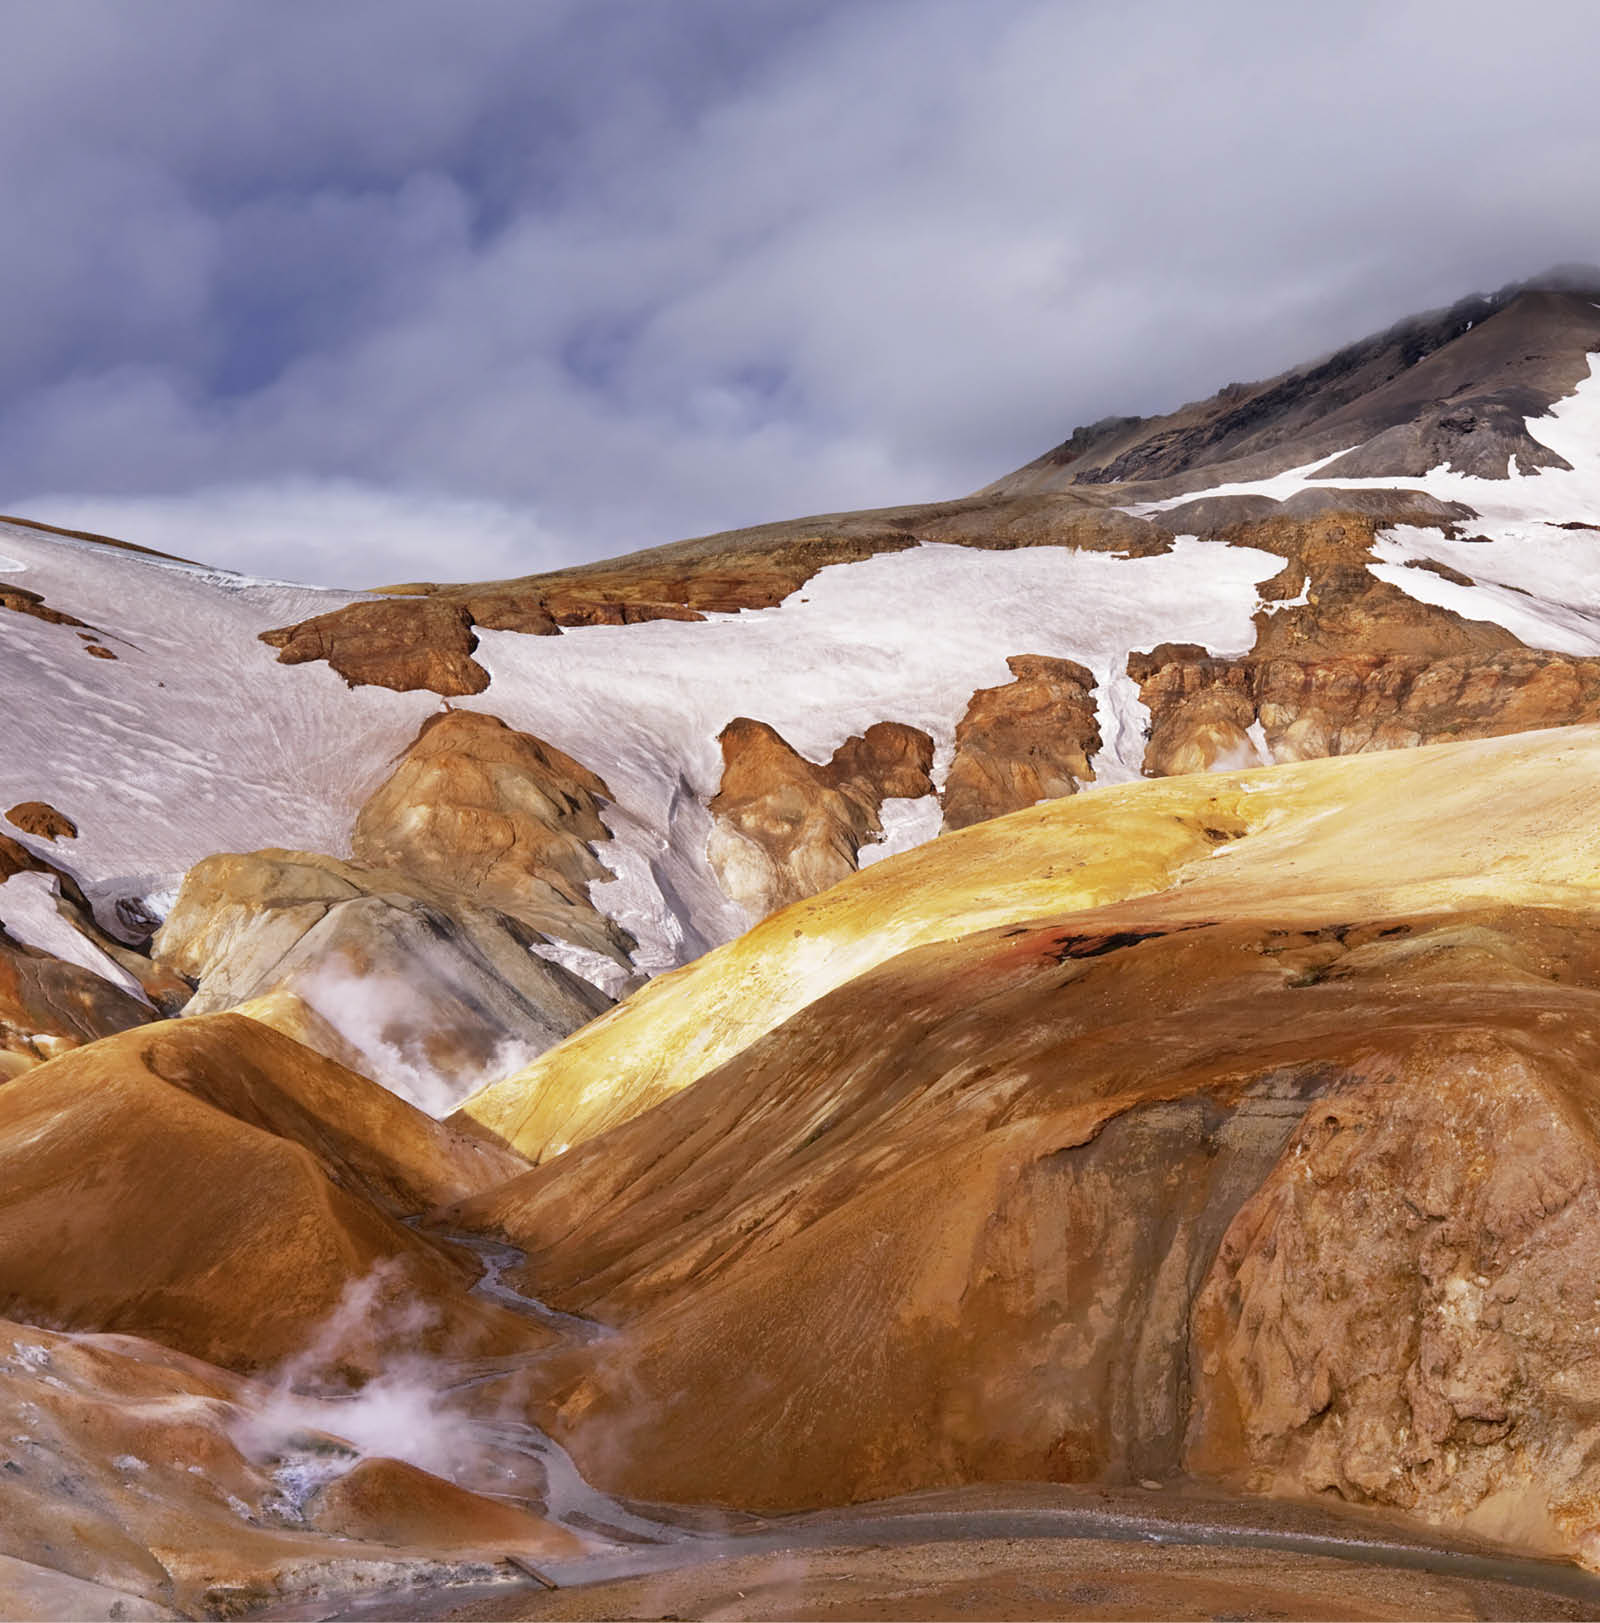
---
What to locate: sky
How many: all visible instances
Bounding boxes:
[3,0,1599,587]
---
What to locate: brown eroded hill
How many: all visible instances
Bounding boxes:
[0,1015,540,1374]
[442,724,1600,1568]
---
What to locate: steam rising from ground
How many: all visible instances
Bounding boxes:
[229,1259,663,1547]
[232,1265,482,1487]
[290,961,541,1118]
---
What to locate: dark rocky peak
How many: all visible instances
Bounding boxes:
[987,266,1600,500]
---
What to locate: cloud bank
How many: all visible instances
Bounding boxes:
[3,0,1599,584]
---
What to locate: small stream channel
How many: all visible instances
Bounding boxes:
[254,1230,1600,1620]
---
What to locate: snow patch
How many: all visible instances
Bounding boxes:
[0,871,150,1003]
[528,936,634,1001]
[464,536,1274,951]
[1372,526,1600,655]
[858,794,944,867]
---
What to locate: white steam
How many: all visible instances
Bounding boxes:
[232,1264,484,1488]
[289,961,541,1118]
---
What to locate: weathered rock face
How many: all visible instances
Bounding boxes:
[942,655,1101,830]
[351,709,630,964]
[707,717,934,920]
[4,800,75,841]
[1121,508,1600,776]
[260,597,490,695]
[0,1018,542,1375]
[1133,647,1600,775]
[1188,1032,1600,1561]
[155,850,611,1116]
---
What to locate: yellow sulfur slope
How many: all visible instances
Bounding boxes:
[458,723,1600,1162]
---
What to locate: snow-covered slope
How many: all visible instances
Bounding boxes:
[0,517,1278,973]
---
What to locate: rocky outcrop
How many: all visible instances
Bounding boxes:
[155,850,611,1116]
[707,717,934,920]
[942,655,1101,830]
[0,582,90,629]
[5,801,75,841]
[1122,507,1600,776]
[351,709,630,964]
[0,1018,544,1374]
[1132,647,1600,775]
[260,597,490,695]
[1188,1030,1600,1558]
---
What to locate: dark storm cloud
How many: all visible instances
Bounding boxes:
[3,0,1599,583]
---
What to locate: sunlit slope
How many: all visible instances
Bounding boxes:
[443,721,1600,1562]
[459,722,1600,1161]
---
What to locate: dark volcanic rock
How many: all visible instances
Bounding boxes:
[988,277,1600,500]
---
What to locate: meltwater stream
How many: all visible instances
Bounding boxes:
[421,1226,688,1548]
[255,1231,1600,1620]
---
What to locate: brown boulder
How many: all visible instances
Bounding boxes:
[942,654,1101,830]
[5,801,76,841]
[707,717,934,919]
[260,597,489,696]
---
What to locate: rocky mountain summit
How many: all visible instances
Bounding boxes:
[4,270,1600,1616]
